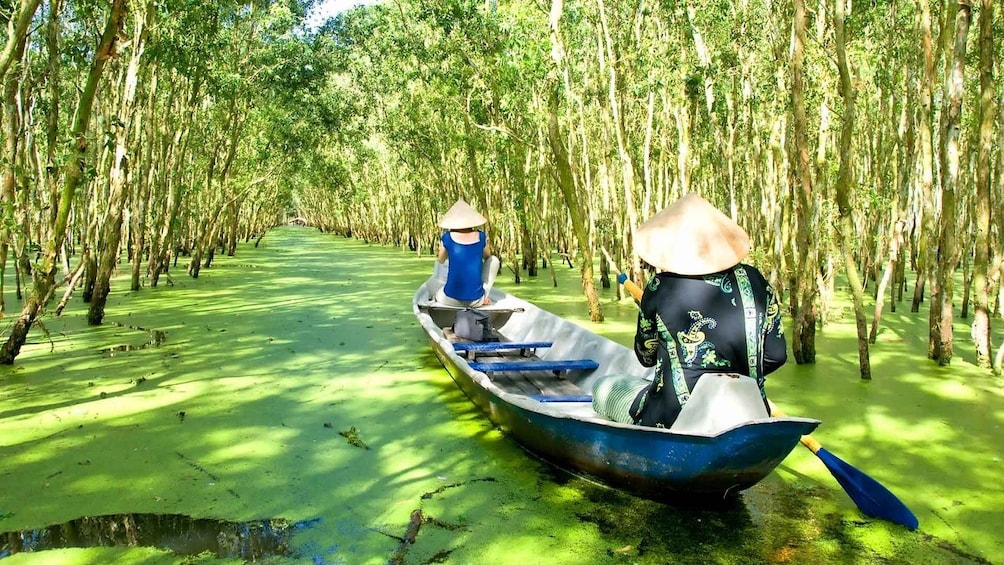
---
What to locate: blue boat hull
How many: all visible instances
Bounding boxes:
[434,346,819,498]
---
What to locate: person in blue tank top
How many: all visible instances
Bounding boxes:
[434,199,500,308]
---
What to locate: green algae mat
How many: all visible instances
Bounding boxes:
[1,226,1001,564]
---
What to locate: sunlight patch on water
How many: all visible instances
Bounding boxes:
[920,379,981,402]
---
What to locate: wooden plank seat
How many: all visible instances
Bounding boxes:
[443,327,504,343]
[528,394,594,403]
[452,341,553,360]
[463,351,592,400]
[469,359,599,376]
[489,368,589,399]
[417,301,524,314]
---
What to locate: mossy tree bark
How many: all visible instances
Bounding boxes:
[0,0,43,85]
[90,3,152,325]
[832,0,870,379]
[789,0,817,364]
[0,6,31,315]
[0,0,127,364]
[971,0,994,370]
[547,0,602,322]
[929,0,971,366]
[911,0,936,317]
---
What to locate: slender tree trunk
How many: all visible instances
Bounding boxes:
[462,115,490,218]
[547,0,602,322]
[971,0,994,368]
[226,201,239,256]
[872,214,906,343]
[90,4,149,325]
[893,76,916,312]
[960,248,972,318]
[596,0,639,273]
[55,254,89,316]
[44,0,64,259]
[130,75,156,292]
[789,0,817,363]
[831,0,870,379]
[0,26,29,315]
[930,0,971,365]
[912,0,936,317]
[0,0,43,85]
[0,0,126,364]
[547,91,603,322]
[992,96,1004,374]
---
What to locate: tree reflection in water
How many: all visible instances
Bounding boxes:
[1,513,320,560]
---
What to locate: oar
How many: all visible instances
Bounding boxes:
[604,251,919,530]
[599,247,644,301]
[769,402,918,530]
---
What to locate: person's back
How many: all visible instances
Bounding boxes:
[591,193,787,429]
[630,263,785,427]
[441,230,488,301]
[433,199,500,308]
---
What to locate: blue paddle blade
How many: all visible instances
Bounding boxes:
[816,447,919,530]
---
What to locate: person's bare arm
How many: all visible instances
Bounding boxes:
[437,244,448,263]
[483,242,493,259]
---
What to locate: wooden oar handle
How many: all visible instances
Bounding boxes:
[768,400,822,454]
[798,434,823,453]
[618,273,644,302]
[601,247,644,301]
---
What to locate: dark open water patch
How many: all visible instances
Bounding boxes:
[99,323,168,354]
[0,513,320,561]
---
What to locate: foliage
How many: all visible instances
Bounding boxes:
[0,0,1000,368]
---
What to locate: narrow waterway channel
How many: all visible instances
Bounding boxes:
[0,226,998,564]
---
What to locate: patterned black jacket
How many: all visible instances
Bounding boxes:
[630,264,787,427]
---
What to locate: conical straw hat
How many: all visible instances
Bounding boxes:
[634,193,750,275]
[439,199,487,229]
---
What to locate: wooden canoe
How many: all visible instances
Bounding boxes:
[414,276,820,500]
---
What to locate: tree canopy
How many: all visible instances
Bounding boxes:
[0,0,1000,372]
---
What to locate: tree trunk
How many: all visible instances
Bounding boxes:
[226,201,239,256]
[0,0,127,364]
[90,4,149,325]
[596,0,639,274]
[831,0,870,379]
[789,0,817,364]
[0,22,29,315]
[960,249,972,319]
[0,0,43,85]
[912,0,936,318]
[547,90,603,322]
[971,0,994,368]
[130,93,155,291]
[55,255,89,316]
[871,215,905,343]
[547,0,602,322]
[930,0,971,365]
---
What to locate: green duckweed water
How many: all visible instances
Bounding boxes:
[0,226,1000,564]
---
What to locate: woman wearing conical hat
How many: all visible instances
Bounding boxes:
[434,199,501,308]
[592,193,788,428]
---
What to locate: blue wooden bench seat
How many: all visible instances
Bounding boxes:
[469,359,599,376]
[453,341,553,360]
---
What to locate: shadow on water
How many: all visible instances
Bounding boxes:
[0,513,320,561]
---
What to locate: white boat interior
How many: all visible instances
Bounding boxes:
[416,277,773,435]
